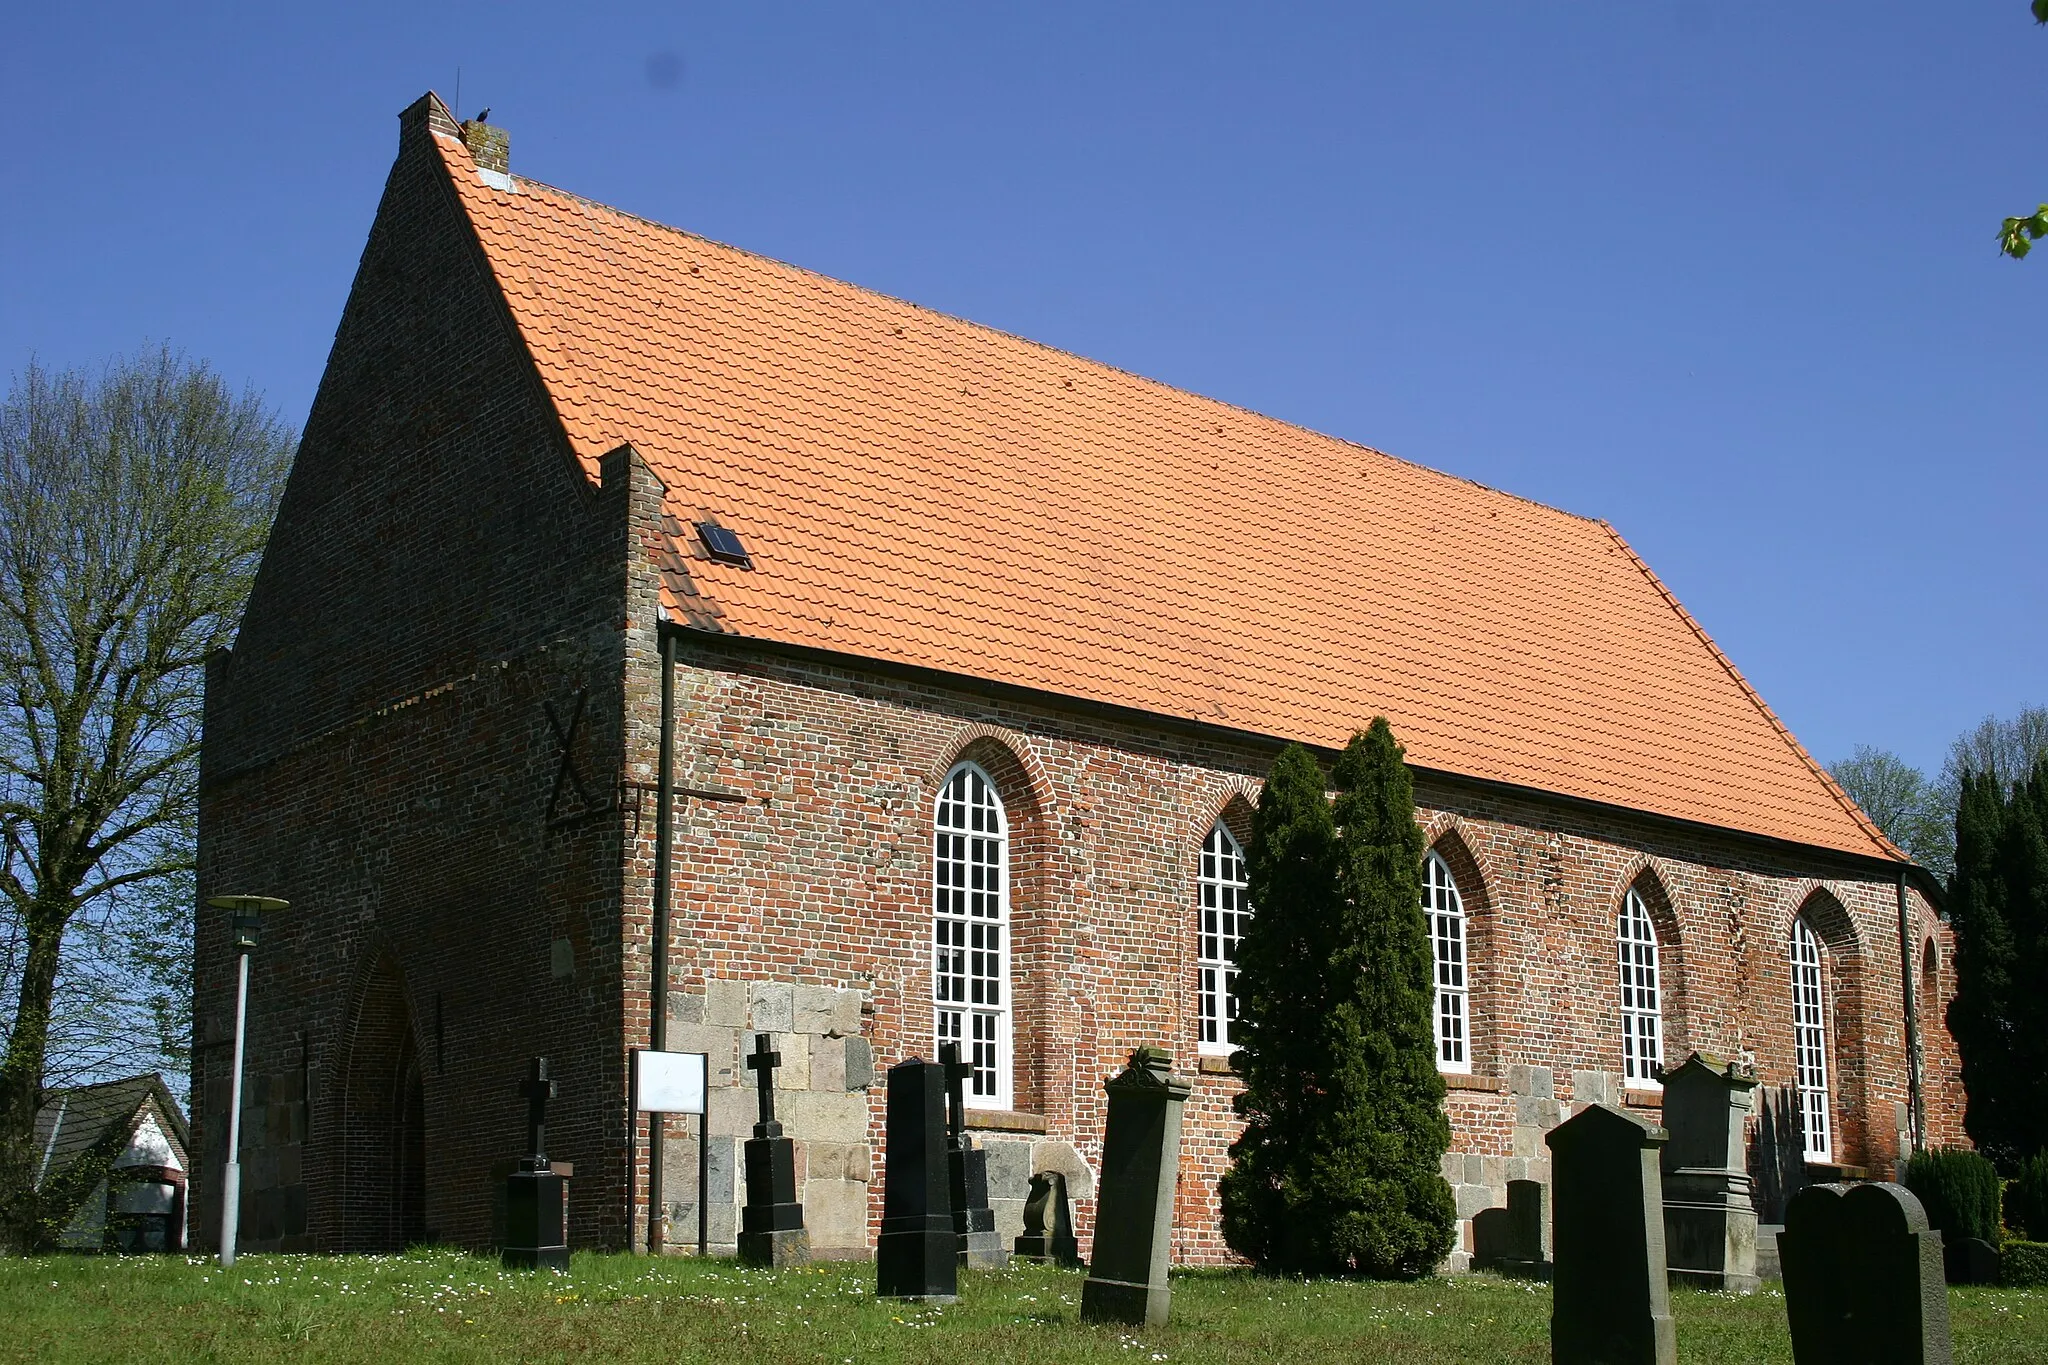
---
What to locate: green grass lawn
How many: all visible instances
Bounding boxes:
[2,1250,2044,1364]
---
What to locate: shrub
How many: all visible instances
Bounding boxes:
[2002,1241,2048,1287]
[2005,1150,2048,1242]
[1903,1146,2002,1245]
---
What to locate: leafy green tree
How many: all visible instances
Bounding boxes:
[1220,722,1454,1277]
[1999,1,2048,258]
[0,350,292,1250]
[1828,745,1953,879]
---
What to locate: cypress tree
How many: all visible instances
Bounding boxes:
[1219,722,1455,1277]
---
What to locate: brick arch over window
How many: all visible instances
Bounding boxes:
[322,947,427,1253]
[1614,863,1688,1087]
[1425,827,1497,1078]
[1786,888,1870,1167]
[925,730,1053,1114]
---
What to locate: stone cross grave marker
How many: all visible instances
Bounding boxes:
[1780,1182,1951,1365]
[738,1032,810,1267]
[1659,1051,1760,1294]
[1080,1046,1193,1327]
[939,1041,1007,1269]
[1015,1170,1082,1267]
[1546,1102,1676,1365]
[503,1057,569,1271]
[877,1056,958,1302]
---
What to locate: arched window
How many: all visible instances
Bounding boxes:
[1197,823,1250,1055]
[933,762,1010,1108]
[1618,886,1663,1088]
[1423,850,1471,1073]
[1790,917,1831,1161]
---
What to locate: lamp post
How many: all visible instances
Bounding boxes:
[207,893,287,1268]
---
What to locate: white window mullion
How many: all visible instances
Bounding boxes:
[934,762,1011,1109]
[1424,851,1471,1073]
[1618,887,1663,1088]
[1790,918,1831,1161]
[1197,825,1250,1054]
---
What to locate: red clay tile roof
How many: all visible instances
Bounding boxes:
[429,119,1899,863]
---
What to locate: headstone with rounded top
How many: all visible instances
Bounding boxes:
[1546,1102,1677,1365]
[1014,1170,1082,1267]
[1779,1181,1951,1365]
[1080,1046,1193,1327]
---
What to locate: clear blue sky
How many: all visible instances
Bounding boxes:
[2,3,2040,777]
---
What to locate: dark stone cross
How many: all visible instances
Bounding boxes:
[504,1056,568,1271]
[746,1032,783,1137]
[520,1056,557,1168]
[738,1031,809,1267]
[938,1041,1007,1269]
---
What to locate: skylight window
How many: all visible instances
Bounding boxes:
[697,522,752,567]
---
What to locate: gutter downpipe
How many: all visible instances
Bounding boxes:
[647,627,677,1253]
[1896,869,1925,1157]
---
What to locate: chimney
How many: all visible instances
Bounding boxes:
[461,118,509,176]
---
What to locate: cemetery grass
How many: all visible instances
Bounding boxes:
[3,1250,2046,1364]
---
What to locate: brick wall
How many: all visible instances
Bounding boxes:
[628,635,1961,1265]
[193,96,642,1254]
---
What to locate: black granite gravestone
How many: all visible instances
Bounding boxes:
[939,1042,1008,1269]
[1659,1052,1760,1293]
[1547,1102,1676,1365]
[1015,1170,1083,1267]
[877,1056,958,1302]
[1780,1182,1951,1365]
[1081,1046,1193,1327]
[503,1057,569,1271]
[738,1032,811,1267]
[1472,1178,1550,1280]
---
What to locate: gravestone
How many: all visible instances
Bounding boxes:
[877,1056,958,1302]
[1780,1182,1951,1365]
[1473,1178,1551,1280]
[1080,1046,1193,1327]
[1014,1170,1083,1267]
[1659,1052,1760,1293]
[939,1042,1008,1269]
[503,1057,570,1271]
[738,1032,811,1267]
[1547,1102,1676,1365]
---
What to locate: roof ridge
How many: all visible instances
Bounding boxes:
[475,147,1604,530]
[1596,520,1905,864]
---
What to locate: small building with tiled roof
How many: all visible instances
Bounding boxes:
[193,94,1963,1261]
[33,1074,189,1252]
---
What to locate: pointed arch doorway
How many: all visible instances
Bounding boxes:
[339,954,429,1251]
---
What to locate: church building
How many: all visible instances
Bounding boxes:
[192,94,1961,1262]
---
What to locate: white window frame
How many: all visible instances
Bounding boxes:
[1790,917,1832,1162]
[1197,823,1251,1056]
[1618,886,1664,1089]
[932,760,1012,1110]
[1423,850,1472,1074]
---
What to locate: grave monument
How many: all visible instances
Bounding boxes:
[1472,1178,1551,1280]
[503,1057,569,1271]
[738,1032,811,1267]
[1780,1182,1951,1365]
[1015,1170,1083,1267]
[1080,1046,1193,1327]
[1658,1051,1760,1293]
[1547,1102,1676,1365]
[877,1056,958,1301]
[939,1042,1008,1269]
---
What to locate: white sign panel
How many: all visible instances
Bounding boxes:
[634,1049,707,1114]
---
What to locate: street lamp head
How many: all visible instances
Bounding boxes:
[207,894,289,952]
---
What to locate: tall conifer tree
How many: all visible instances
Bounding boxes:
[1220,723,1455,1276]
